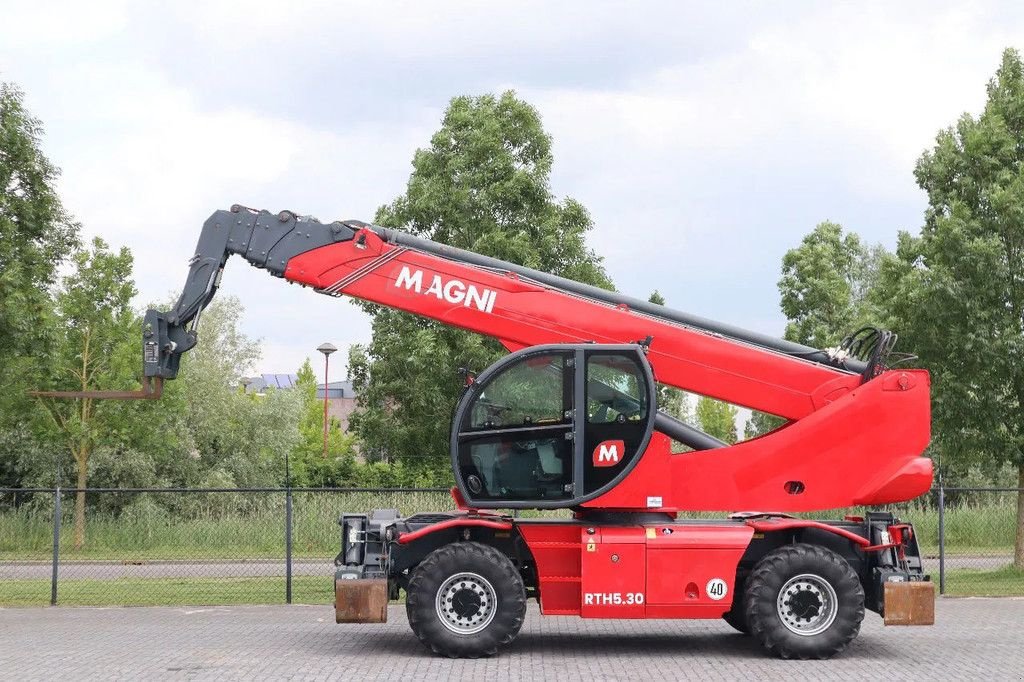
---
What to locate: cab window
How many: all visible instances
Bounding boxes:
[467,353,569,430]
[457,352,573,502]
[583,352,649,494]
[586,353,648,424]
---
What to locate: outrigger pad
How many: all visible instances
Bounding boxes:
[335,578,388,623]
[883,581,935,625]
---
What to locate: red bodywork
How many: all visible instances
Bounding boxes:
[285,228,932,513]
[516,522,754,618]
[400,504,884,619]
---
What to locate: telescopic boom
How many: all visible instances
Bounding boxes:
[145,205,876,422]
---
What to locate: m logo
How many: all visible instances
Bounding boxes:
[592,440,625,467]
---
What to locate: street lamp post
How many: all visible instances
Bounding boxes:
[316,343,338,459]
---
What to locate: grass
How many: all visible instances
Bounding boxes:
[889,503,1018,555]
[0,576,334,607]
[0,491,457,561]
[0,494,1015,560]
[944,567,1024,597]
[803,499,1020,557]
[1,490,1020,601]
[0,491,574,561]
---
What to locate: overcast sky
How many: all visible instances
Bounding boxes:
[2,1,1021,383]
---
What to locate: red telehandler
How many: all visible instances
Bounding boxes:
[141,205,934,659]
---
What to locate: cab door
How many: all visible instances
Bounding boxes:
[453,349,576,506]
[582,350,654,497]
[451,344,656,509]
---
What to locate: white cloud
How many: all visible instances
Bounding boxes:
[1,49,437,374]
[506,3,1021,327]
[2,1,1022,374]
[530,2,1009,195]
[0,1,130,51]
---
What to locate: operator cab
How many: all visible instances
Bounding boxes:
[451,344,657,509]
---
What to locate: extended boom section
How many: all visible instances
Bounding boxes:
[286,228,863,420]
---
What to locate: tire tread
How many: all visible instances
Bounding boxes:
[406,541,526,658]
[744,543,864,660]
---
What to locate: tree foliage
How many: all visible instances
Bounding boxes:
[879,48,1024,568]
[0,77,447,510]
[0,82,79,443]
[36,238,138,548]
[695,396,738,444]
[0,83,79,361]
[768,220,885,439]
[779,221,882,348]
[744,410,786,440]
[349,92,612,482]
[775,50,1024,569]
[884,49,1024,469]
[160,297,303,490]
[288,358,357,487]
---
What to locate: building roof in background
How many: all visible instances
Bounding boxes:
[318,380,354,399]
[262,373,299,389]
[240,373,298,394]
[239,375,357,398]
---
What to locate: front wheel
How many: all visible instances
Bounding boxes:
[745,543,864,659]
[406,542,526,658]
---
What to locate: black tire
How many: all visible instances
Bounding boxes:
[406,541,526,658]
[722,597,750,634]
[745,543,864,659]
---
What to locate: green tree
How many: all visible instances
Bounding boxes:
[882,49,1024,568]
[0,82,79,478]
[289,358,356,487]
[695,396,738,444]
[743,410,786,440]
[35,238,138,548]
[769,221,883,440]
[349,91,612,481]
[161,297,303,489]
[778,221,882,349]
[0,83,79,362]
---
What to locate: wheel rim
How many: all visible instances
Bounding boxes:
[776,573,838,636]
[435,572,498,635]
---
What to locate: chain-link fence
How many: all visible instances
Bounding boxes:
[0,487,453,607]
[933,487,1023,596]
[0,486,1020,606]
[851,488,1023,597]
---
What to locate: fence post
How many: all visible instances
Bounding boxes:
[50,486,61,606]
[285,488,293,604]
[937,484,945,596]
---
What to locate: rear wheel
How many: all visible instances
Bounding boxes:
[406,542,526,658]
[745,543,864,659]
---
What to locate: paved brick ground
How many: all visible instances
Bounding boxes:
[0,599,1021,681]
